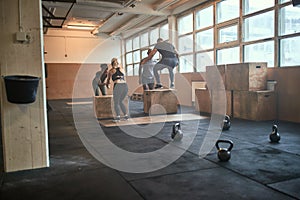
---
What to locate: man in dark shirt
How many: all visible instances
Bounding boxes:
[147,38,179,89]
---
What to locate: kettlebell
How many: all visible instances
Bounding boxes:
[215,139,234,162]
[269,124,280,143]
[171,123,183,141]
[222,115,231,131]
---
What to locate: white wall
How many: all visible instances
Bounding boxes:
[44,29,122,63]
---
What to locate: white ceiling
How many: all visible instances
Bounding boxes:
[42,0,209,38]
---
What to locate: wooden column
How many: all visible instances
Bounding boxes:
[0,0,49,172]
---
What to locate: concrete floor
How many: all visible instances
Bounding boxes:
[0,99,300,200]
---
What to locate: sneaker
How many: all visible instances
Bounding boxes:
[155,84,163,89]
[123,115,129,121]
[170,83,175,89]
[113,116,120,122]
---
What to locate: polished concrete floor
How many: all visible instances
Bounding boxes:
[1,99,300,200]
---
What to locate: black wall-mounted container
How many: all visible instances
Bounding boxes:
[4,75,40,104]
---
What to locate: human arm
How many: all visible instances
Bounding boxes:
[141,48,158,65]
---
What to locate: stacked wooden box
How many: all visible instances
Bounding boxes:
[144,89,178,115]
[195,62,276,121]
[195,65,232,116]
[94,95,128,119]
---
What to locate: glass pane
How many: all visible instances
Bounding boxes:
[196,51,214,72]
[134,64,139,76]
[133,50,140,63]
[218,25,238,43]
[160,24,169,40]
[126,53,132,64]
[217,0,239,23]
[140,32,148,47]
[126,39,132,51]
[195,6,213,30]
[178,14,193,35]
[150,28,159,45]
[133,36,139,50]
[196,29,214,50]
[141,49,148,59]
[279,5,300,36]
[178,34,193,54]
[243,0,274,15]
[244,41,274,67]
[244,11,274,42]
[280,36,300,67]
[217,47,240,65]
[179,54,194,73]
[126,65,133,76]
[279,0,291,3]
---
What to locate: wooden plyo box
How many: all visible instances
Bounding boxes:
[233,90,276,121]
[94,95,129,119]
[144,89,178,114]
[206,65,226,90]
[226,62,268,91]
[94,95,114,119]
[195,88,232,116]
[195,88,211,114]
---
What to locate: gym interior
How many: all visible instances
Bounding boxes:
[1,0,300,199]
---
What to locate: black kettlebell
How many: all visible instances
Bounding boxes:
[222,115,231,131]
[215,139,234,162]
[171,123,183,141]
[269,124,280,143]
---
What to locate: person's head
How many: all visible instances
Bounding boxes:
[100,64,108,71]
[147,48,152,55]
[157,38,163,43]
[111,58,119,68]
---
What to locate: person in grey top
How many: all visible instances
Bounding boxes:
[143,38,179,89]
[92,64,108,96]
[139,48,156,90]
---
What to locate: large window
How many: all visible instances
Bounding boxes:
[124,0,300,73]
[217,0,239,23]
[178,14,193,34]
[195,6,213,29]
[218,24,238,44]
[217,47,240,65]
[244,11,275,42]
[280,36,300,66]
[196,29,213,50]
[124,23,169,76]
[279,5,300,36]
[243,0,274,15]
[244,41,274,67]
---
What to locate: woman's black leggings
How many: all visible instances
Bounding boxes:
[113,83,128,116]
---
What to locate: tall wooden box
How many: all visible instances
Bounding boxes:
[195,88,232,116]
[233,90,276,121]
[144,89,178,114]
[206,65,226,90]
[93,95,128,119]
[226,62,267,91]
[195,88,211,114]
[94,95,114,119]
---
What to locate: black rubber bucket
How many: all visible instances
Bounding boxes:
[4,75,40,104]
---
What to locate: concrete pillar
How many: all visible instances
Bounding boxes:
[168,15,177,49]
[0,0,49,172]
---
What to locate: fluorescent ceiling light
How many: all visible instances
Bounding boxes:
[67,25,95,30]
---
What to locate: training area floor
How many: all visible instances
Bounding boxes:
[0,99,300,200]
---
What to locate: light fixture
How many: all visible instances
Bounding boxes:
[66,25,95,30]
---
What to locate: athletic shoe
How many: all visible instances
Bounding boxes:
[155,84,163,89]
[113,116,120,122]
[123,115,129,121]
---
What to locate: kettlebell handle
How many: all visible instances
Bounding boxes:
[216,140,233,151]
[173,123,181,133]
[272,125,278,133]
